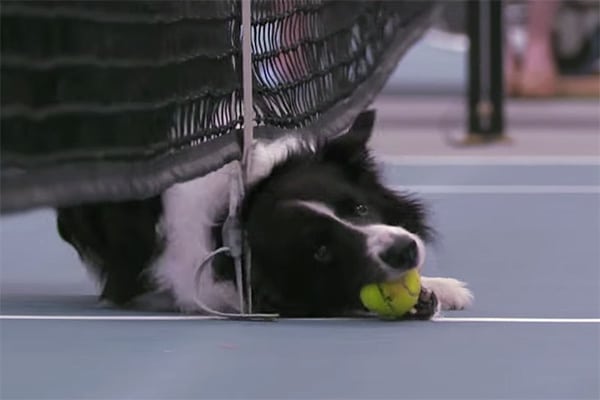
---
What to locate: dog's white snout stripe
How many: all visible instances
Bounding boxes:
[293,201,426,269]
[362,224,426,269]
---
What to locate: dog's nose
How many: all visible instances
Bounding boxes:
[379,237,418,270]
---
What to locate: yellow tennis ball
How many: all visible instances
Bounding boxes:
[359,269,421,319]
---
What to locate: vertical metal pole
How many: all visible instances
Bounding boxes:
[467,0,482,135]
[467,0,505,141]
[489,0,504,134]
[241,0,255,166]
[240,0,254,314]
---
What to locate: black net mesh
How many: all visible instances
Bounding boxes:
[252,0,434,130]
[1,0,438,213]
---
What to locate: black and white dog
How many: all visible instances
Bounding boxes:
[57,111,473,317]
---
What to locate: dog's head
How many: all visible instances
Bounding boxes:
[242,111,432,317]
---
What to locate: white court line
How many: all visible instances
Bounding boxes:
[0,315,223,321]
[380,155,600,166]
[433,317,600,324]
[1,315,599,323]
[395,185,600,194]
[0,314,298,321]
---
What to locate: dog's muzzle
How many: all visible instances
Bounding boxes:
[378,237,419,271]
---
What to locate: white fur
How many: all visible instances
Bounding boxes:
[150,136,308,313]
[246,135,313,185]
[150,163,238,312]
[420,277,474,310]
[363,225,426,270]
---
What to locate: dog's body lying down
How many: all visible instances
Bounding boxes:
[57,111,473,317]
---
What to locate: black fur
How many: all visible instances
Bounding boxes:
[56,197,163,305]
[242,111,431,316]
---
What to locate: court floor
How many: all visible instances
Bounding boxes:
[1,153,599,399]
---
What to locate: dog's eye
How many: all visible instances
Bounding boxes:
[314,245,332,263]
[354,204,369,217]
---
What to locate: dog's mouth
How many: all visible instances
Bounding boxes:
[379,262,423,283]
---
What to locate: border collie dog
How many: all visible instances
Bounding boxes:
[57,111,473,317]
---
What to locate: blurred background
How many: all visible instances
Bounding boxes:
[373,0,599,158]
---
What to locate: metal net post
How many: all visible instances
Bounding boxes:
[240,0,257,316]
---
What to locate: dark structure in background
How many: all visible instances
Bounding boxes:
[429,0,505,140]
[1,0,438,213]
[466,0,504,140]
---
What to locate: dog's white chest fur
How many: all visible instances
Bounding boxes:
[150,137,304,312]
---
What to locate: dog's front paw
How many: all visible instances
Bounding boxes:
[420,277,474,311]
[405,287,440,320]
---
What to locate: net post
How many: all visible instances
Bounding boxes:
[240,0,254,314]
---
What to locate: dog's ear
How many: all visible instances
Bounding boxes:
[323,110,376,155]
[336,109,376,149]
[321,110,377,178]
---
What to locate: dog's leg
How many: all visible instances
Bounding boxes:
[151,164,240,313]
[420,276,474,311]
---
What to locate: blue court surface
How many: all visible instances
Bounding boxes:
[1,152,599,399]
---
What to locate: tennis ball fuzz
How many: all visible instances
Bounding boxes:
[359,268,421,318]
